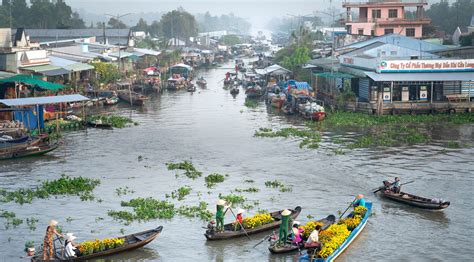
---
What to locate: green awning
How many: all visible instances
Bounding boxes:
[0,74,65,90]
[314,72,356,79]
[20,64,63,73]
[64,63,94,72]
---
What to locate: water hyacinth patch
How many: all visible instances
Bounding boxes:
[205,173,225,188]
[177,201,213,221]
[219,193,246,205]
[115,186,135,196]
[121,197,176,220]
[166,161,202,179]
[89,115,134,128]
[255,127,321,149]
[234,187,260,193]
[171,186,192,201]
[0,175,100,205]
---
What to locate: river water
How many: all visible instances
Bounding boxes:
[1,61,473,262]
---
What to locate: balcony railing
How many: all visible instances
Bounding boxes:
[345,17,431,24]
[343,0,428,7]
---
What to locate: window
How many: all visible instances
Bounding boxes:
[372,9,381,19]
[406,28,415,37]
[388,9,398,18]
[358,29,364,35]
[371,30,375,36]
[384,28,394,34]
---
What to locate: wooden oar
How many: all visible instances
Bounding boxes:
[253,233,273,248]
[228,207,251,240]
[339,198,356,220]
[373,180,415,194]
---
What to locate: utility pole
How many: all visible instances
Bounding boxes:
[105,13,131,73]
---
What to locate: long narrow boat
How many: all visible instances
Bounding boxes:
[117,90,148,106]
[378,190,450,210]
[299,202,372,262]
[31,226,163,262]
[0,142,58,160]
[0,136,43,151]
[268,214,336,254]
[205,206,302,241]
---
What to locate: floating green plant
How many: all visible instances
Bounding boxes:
[89,115,134,128]
[115,186,135,196]
[235,187,260,193]
[166,161,202,179]
[177,202,213,221]
[218,194,246,205]
[205,173,225,188]
[171,186,192,201]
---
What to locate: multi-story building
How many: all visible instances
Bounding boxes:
[343,0,431,38]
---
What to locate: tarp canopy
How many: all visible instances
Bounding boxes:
[0,94,89,106]
[365,72,474,82]
[315,72,356,79]
[170,63,193,71]
[255,64,291,76]
[288,80,311,90]
[0,74,65,90]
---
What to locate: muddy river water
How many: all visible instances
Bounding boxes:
[1,61,473,262]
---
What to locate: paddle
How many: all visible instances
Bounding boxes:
[228,207,251,240]
[253,233,273,248]
[373,180,415,194]
[339,198,357,220]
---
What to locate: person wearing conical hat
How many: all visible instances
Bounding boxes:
[64,233,79,258]
[216,199,230,232]
[43,220,63,260]
[353,194,366,208]
[278,209,292,246]
[233,209,245,231]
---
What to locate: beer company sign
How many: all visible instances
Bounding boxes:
[377,59,474,73]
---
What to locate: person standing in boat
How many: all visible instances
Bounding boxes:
[391,177,401,193]
[43,220,63,260]
[216,199,230,232]
[278,209,292,246]
[353,194,366,208]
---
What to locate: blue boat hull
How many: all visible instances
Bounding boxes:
[299,202,372,262]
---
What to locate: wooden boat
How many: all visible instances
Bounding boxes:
[187,83,196,92]
[299,203,372,262]
[303,111,326,121]
[104,96,119,106]
[0,135,29,144]
[377,190,450,210]
[230,87,239,95]
[0,136,43,151]
[0,142,58,160]
[31,226,163,262]
[268,215,336,254]
[117,90,148,106]
[86,121,113,129]
[196,78,207,88]
[205,206,302,241]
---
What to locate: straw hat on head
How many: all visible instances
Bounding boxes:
[216,199,226,206]
[292,221,300,227]
[281,209,291,216]
[65,233,76,242]
[237,209,245,214]
[49,220,58,226]
[357,194,364,199]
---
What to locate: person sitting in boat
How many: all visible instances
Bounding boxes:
[216,199,230,232]
[278,209,292,246]
[65,233,80,258]
[233,209,245,231]
[305,225,322,248]
[353,194,366,208]
[290,221,304,246]
[391,177,401,194]
[43,220,63,260]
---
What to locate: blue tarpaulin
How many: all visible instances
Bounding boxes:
[12,106,44,130]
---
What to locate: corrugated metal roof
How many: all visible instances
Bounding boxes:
[49,55,77,67]
[14,29,130,38]
[20,64,62,72]
[133,48,161,56]
[64,63,94,71]
[108,51,134,58]
[365,72,474,81]
[341,34,446,53]
[41,68,70,76]
[0,94,89,106]
[0,71,16,79]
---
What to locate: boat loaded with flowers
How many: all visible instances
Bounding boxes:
[205,206,301,240]
[299,203,372,262]
[31,226,163,261]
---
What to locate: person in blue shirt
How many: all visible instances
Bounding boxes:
[391,177,401,193]
[353,194,366,208]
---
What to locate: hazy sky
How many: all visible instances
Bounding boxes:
[65,0,343,32]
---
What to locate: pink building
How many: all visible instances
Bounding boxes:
[343,0,431,38]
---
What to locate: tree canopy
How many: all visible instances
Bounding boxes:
[425,0,474,34]
[195,12,251,34]
[159,8,198,42]
[0,0,85,29]
[107,17,128,29]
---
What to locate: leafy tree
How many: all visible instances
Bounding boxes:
[459,32,474,46]
[195,12,250,34]
[92,61,121,84]
[425,0,474,34]
[281,46,311,71]
[136,36,158,50]
[160,9,197,43]
[148,20,161,37]
[219,35,242,45]
[132,18,148,32]
[107,17,128,29]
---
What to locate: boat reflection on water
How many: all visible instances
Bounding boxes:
[99,246,161,261]
[380,202,450,225]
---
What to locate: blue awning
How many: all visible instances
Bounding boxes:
[0,94,89,106]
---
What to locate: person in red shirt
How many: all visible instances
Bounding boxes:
[234,209,245,231]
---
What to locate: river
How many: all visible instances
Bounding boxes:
[1,61,473,262]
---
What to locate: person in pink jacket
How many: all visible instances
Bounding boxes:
[291,221,304,245]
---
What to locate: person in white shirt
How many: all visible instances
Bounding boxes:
[305,225,322,246]
[64,233,79,258]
